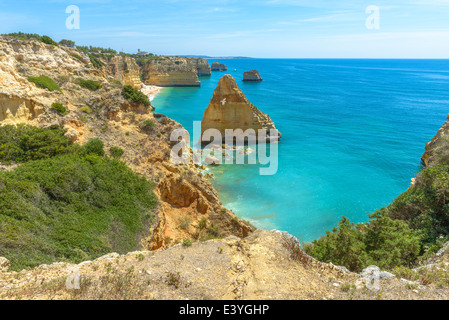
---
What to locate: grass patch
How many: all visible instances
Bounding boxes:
[28,76,61,92]
[76,78,102,91]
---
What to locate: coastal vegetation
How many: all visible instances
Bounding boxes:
[122,85,151,107]
[51,102,67,116]
[76,78,102,91]
[27,75,62,92]
[306,145,449,272]
[1,32,58,46]
[0,125,157,270]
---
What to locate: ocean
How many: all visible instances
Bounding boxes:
[151,59,449,242]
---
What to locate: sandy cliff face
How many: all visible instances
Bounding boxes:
[0,37,83,124]
[140,57,203,87]
[196,58,211,76]
[201,74,281,142]
[0,37,252,252]
[421,114,449,167]
[108,56,143,89]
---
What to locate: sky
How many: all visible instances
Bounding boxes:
[1,0,449,58]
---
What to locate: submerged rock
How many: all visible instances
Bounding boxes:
[201,74,281,143]
[243,69,262,82]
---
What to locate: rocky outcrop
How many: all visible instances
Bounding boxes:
[140,57,201,87]
[243,69,263,82]
[108,56,143,89]
[0,37,79,124]
[201,74,281,143]
[196,58,211,76]
[0,230,357,300]
[211,62,227,71]
[421,114,449,167]
[0,257,9,273]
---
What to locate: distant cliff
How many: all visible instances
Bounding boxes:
[140,57,211,87]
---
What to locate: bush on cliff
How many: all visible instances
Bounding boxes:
[81,138,105,157]
[307,157,449,272]
[0,125,75,163]
[0,154,157,270]
[305,213,421,272]
[76,78,102,91]
[0,126,157,271]
[51,102,67,116]
[28,76,62,92]
[121,85,151,107]
[40,35,58,46]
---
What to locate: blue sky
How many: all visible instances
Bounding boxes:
[1,0,449,58]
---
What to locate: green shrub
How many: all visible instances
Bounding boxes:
[182,239,192,247]
[80,105,92,114]
[59,39,75,47]
[121,85,151,107]
[51,102,67,115]
[77,78,102,91]
[0,154,157,270]
[40,35,58,46]
[140,120,155,132]
[0,125,75,163]
[70,53,83,62]
[28,76,62,92]
[199,218,208,230]
[109,146,124,159]
[179,216,193,230]
[1,32,42,41]
[305,213,422,272]
[82,138,105,156]
[88,54,104,68]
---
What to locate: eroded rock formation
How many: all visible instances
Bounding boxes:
[201,74,281,143]
[422,114,449,167]
[211,62,227,71]
[243,69,263,82]
[140,57,205,87]
[109,55,143,89]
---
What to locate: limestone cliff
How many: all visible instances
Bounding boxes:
[421,114,449,167]
[243,69,263,82]
[211,62,227,71]
[201,74,281,142]
[108,55,143,89]
[140,57,209,87]
[196,58,211,76]
[0,37,252,253]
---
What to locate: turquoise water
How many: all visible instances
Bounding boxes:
[152,59,449,242]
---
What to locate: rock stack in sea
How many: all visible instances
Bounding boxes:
[196,59,211,76]
[211,62,227,71]
[243,70,263,82]
[201,74,281,143]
